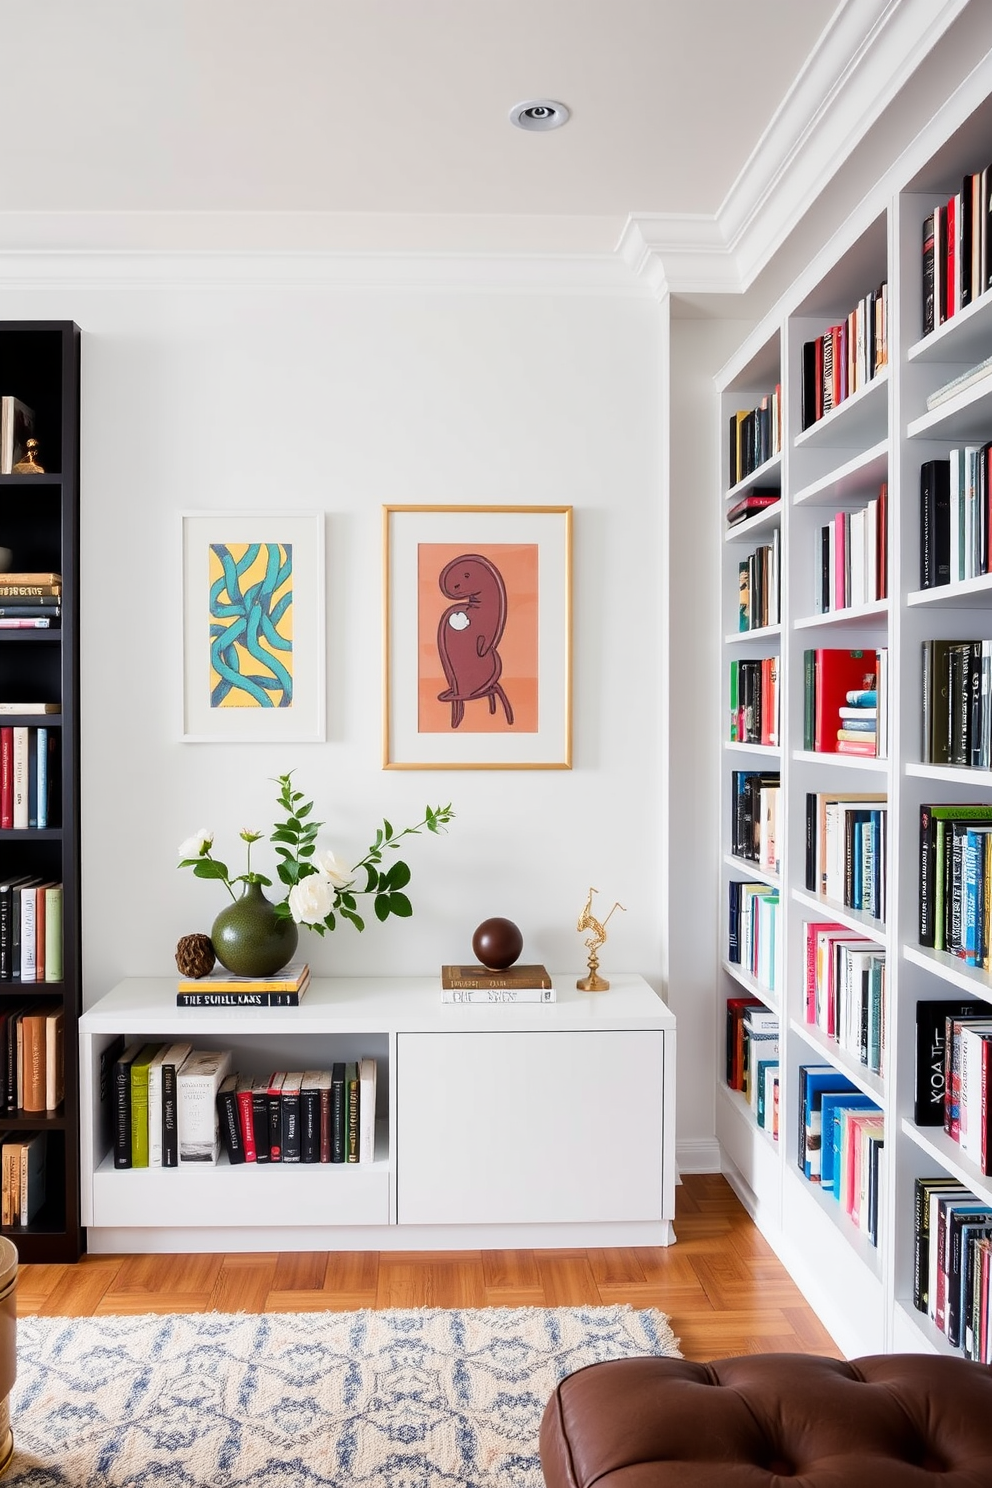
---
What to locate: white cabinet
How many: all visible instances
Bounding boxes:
[78,974,676,1253]
[396,1030,667,1226]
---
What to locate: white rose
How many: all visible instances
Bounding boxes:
[314,848,351,888]
[178,828,213,859]
[288,874,335,925]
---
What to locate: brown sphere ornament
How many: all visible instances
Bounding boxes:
[175,932,216,979]
[472,917,523,971]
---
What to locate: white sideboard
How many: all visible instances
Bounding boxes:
[78,973,676,1253]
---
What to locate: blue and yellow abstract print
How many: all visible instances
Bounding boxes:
[209,542,294,709]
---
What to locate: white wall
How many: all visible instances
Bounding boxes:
[0,258,684,1065]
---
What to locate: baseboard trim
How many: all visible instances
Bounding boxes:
[676,1138,722,1174]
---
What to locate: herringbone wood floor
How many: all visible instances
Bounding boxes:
[14,1174,841,1361]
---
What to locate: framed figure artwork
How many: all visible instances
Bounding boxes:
[181,511,325,742]
[383,504,572,769]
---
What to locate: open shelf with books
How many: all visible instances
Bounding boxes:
[0,323,80,1262]
[712,70,992,1359]
[78,974,677,1252]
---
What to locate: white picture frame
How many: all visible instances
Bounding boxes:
[181,511,325,743]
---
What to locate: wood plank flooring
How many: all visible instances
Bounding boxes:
[13,1174,842,1361]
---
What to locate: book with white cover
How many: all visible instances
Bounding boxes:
[146,1042,193,1167]
[177,1048,232,1164]
[359,1057,377,1164]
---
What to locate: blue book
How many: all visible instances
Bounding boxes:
[846,689,877,706]
[799,1066,858,1182]
[36,727,47,829]
[820,1091,879,1196]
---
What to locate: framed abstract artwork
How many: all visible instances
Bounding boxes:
[383,505,572,769]
[181,512,325,742]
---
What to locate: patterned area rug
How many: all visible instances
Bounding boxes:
[7,1305,680,1486]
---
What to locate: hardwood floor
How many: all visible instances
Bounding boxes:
[14,1174,842,1361]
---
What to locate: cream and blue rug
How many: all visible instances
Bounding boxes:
[8,1305,680,1486]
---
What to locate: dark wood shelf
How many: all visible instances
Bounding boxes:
[0,321,81,1262]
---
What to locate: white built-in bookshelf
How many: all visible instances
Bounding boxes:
[716,68,992,1358]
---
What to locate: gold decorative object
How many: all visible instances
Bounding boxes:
[11,439,44,475]
[576,886,625,991]
[175,932,216,979]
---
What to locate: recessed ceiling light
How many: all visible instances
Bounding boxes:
[509,99,570,132]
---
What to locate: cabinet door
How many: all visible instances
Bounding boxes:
[396,1030,665,1225]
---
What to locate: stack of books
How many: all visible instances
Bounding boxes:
[439,964,554,1004]
[0,572,61,628]
[176,961,310,1007]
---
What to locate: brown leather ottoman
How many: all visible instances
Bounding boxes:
[539,1353,992,1486]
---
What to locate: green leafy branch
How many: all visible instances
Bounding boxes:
[269,772,454,934]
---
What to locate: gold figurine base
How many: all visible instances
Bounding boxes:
[577,948,609,992]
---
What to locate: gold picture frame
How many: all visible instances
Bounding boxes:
[383,504,572,770]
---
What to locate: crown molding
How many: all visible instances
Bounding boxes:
[0,245,644,295]
[618,0,971,298]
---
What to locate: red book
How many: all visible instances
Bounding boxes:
[833,512,847,609]
[725,995,762,1091]
[0,728,11,830]
[813,648,877,753]
[760,657,774,746]
[236,1078,257,1162]
[946,192,957,321]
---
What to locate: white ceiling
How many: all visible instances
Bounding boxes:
[3,0,827,236]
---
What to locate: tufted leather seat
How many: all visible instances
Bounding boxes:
[539,1353,992,1486]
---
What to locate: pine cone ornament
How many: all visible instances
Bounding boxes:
[175,932,216,979]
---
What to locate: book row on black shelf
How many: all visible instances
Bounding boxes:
[800,283,888,431]
[0,572,61,630]
[0,879,62,983]
[0,1000,63,1115]
[0,724,59,829]
[110,1038,378,1170]
[812,486,888,614]
[919,449,992,589]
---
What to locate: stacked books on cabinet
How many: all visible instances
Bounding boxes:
[0,323,80,1261]
[110,1038,379,1169]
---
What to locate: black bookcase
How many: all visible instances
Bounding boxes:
[0,322,82,1261]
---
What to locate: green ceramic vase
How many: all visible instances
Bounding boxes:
[211,880,299,978]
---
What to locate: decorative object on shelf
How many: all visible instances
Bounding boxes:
[383,504,572,769]
[178,772,454,976]
[180,511,326,743]
[174,932,216,979]
[472,916,523,970]
[576,887,625,992]
[209,881,299,979]
[11,439,43,475]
